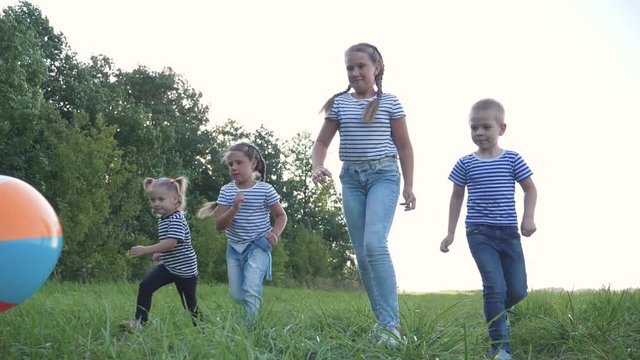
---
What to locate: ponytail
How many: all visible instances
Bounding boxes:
[142,176,189,212]
[197,201,218,218]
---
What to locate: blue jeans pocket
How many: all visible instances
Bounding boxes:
[373,160,399,174]
[466,225,484,235]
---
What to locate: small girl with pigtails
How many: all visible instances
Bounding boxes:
[121,176,200,332]
[198,142,287,325]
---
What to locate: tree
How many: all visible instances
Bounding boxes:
[1,1,356,286]
[284,226,331,284]
[281,132,354,276]
[43,112,126,280]
[0,10,48,184]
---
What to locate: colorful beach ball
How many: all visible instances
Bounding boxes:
[0,175,63,312]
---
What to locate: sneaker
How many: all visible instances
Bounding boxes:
[119,319,141,333]
[373,324,402,348]
[493,349,512,360]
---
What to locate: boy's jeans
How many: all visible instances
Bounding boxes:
[340,158,400,329]
[227,238,271,324]
[466,224,528,353]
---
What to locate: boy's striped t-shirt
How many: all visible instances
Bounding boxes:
[158,211,198,277]
[449,150,533,226]
[326,92,406,162]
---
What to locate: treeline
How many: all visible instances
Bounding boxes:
[0,2,355,287]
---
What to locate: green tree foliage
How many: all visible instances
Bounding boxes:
[0,1,354,287]
[284,226,331,284]
[0,9,48,184]
[43,112,126,281]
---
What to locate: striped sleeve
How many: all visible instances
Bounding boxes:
[264,183,279,206]
[217,183,234,206]
[513,152,533,182]
[448,158,468,187]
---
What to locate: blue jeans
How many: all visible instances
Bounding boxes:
[226,238,272,324]
[340,158,400,329]
[466,224,528,353]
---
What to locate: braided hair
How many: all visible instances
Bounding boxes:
[320,43,385,122]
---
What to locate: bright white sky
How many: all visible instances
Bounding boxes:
[3,0,639,292]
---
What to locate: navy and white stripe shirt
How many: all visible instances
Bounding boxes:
[449,150,533,226]
[158,211,198,277]
[216,181,280,252]
[327,92,406,162]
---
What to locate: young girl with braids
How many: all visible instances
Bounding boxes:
[198,142,287,325]
[121,177,200,332]
[311,43,416,346]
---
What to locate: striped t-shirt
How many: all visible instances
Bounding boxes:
[448,150,533,226]
[326,92,406,162]
[216,181,280,252]
[157,211,198,277]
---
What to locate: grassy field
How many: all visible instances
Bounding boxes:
[0,282,638,359]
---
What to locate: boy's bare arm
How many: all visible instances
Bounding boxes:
[520,177,537,237]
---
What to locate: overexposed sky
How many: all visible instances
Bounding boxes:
[2,0,639,292]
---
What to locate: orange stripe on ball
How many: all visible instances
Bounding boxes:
[0,179,62,241]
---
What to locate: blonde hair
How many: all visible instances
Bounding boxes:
[142,176,189,212]
[470,98,505,125]
[197,201,217,219]
[320,43,385,122]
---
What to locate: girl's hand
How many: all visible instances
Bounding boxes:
[311,166,332,185]
[266,232,278,245]
[130,246,147,257]
[152,253,161,261]
[440,234,454,253]
[399,187,416,211]
[233,192,245,210]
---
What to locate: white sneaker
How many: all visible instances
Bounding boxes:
[494,349,512,360]
[374,325,402,348]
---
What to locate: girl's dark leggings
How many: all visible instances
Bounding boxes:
[135,264,199,325]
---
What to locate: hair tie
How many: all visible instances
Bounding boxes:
[169,179,177,185]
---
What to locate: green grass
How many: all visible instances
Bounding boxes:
[1,282,638,359]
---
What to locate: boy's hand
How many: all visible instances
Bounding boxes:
[440,234,454,253]
[152,253,161,261]
[521,219,536,237]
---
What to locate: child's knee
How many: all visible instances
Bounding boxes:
[483,284,507,302]
[363,242,390,258]
[138,280,153,293]
[508,288,528,306]
[229,288,243,303]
